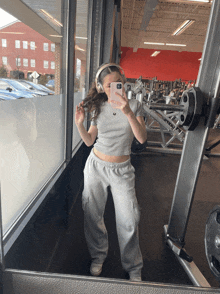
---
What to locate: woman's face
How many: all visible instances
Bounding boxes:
[102,71,123,99]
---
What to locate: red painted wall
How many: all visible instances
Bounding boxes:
[120,47,202,82]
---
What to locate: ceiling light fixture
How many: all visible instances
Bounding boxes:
[144,42,165,45]
[0,32,24,34]
[144,42,186,47]
[151,51,160,57]
[75,45,85,52]
[166,43,186,46]
[188,0,210,2]
[49,35,63,38]
[172,20,195,36]
[76,36,88,39]
[40,9,63,27]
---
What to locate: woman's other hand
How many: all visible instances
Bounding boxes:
[75,101,85,126]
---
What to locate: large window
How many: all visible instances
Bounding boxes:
[0,3,65,251]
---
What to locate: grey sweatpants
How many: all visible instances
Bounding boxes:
[82,149,143,276]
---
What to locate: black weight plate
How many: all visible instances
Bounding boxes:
[205,205,220,281]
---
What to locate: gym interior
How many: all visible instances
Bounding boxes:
[1,0,220,293]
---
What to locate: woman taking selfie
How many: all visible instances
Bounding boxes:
[75,63,147,281]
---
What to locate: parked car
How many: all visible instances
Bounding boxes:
[0,79,38,98]
[16,80,48,96]
[0,89,33,99]
[37,84,55,95]
[0,93,17,101]
[46,79,55,89]
[20,80,55,95]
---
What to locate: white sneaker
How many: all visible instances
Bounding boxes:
[129,273,142,282]
[90,262,103,276]
[130,276,142,282]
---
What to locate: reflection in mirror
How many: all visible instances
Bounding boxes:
[2,0,220,291]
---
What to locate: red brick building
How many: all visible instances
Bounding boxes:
[0,21,55,79]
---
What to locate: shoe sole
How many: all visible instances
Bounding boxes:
[90,264,103,276]
[90,269,102,276]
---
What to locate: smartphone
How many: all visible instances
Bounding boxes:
[110,82,123,108]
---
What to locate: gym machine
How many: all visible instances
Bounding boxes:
[127,78,187,153]
[153,0,220,287]
[127,71,220,156]
[131,0,220,286]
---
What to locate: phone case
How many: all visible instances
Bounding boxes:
[110,82,123,108]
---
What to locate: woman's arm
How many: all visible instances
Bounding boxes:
[75,102,98,146]
[77,124,98,147]
[126,113,147,144]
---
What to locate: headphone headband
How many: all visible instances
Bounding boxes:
[95,63,125,92]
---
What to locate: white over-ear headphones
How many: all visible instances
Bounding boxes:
[95,63,126,93]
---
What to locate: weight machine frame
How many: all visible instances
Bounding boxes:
[144,104,185,149]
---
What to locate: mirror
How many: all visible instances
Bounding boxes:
[6,87,12,92]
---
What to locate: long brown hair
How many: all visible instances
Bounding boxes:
[83,65,123,121]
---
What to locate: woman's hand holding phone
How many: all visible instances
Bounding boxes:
[110,82,123,108]
[110,82,132,115]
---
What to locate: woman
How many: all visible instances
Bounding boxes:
[75,63,147,281]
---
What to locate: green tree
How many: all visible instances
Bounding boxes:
[0,65,8,78]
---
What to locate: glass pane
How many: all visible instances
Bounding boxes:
[0,96,65,234]
[0,4,65,235]
[0,7,61,94]
[72,0,89,151]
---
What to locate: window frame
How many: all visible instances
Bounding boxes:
[51,61,55,69]
[23,58,28,67]
[30,41,35,50]
[16,57,21,67]
[15,40,20,48]
[2,56,7,65]
[43,43,49,51]
[23,41,28,49]
[44,60,49,69]
[51,43,55,52]
[30,59,35,67]
[2,39,7,47]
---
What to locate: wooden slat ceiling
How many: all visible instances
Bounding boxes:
[121,0,212,52]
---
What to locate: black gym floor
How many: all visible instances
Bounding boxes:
[5,128,220,289]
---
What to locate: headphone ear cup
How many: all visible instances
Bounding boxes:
[96,82,104,93]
